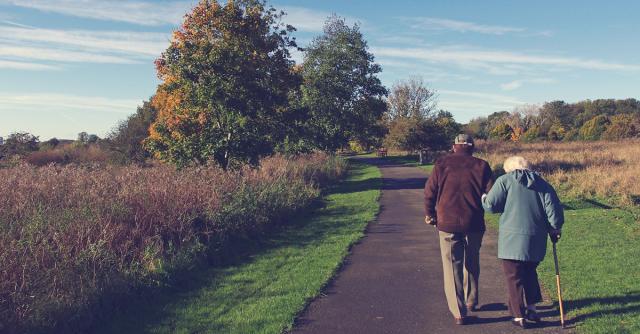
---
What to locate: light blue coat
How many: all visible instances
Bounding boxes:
[482,170,564,262]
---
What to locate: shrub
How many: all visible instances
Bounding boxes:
[579,115,610,140]
[24,144,111,166]
[548,123,567,141]
[521,125,541,142]
[0,153,346,333]
[489,123,513,141]
[601,114,639,140]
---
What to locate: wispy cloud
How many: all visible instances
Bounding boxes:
[0,93,141,114]
[438,90,528,120]
[500,78,555,91]
[280,5,364,33]
[500,80,523,91]
[0,45,139,64]
[405,17,525,35]
[372,45,640,74]
[0,0,192,26]
[0,26,168,57]
[0,93,144,139]
[2,1,356,31]
[0,59,60,70]
[0,23,171,70]
[280,6,331,32]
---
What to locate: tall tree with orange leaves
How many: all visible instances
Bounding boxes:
[145,0,300,168]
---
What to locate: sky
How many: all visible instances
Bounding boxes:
[1,0,639,140]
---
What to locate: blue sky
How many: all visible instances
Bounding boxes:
[1,0,639,140]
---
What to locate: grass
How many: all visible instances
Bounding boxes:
[485,200,640,334]
[377,153,435,173]
[97,161,381,334]
[476,140,640,206]
[1,154,345,333]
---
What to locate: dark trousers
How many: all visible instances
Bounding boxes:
[501,259,542,318]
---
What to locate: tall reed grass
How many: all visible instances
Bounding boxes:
[0,153,346,333]
[476,140,640,205]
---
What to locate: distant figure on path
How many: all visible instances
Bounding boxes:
[424,134,494,325]
[482,156,564,329]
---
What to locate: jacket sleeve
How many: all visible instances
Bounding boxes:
[424,164,439,217]
[482,162,494,194]
[543,185,564,230]
[482,176,507,213]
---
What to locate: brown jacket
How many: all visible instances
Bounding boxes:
[424,151,493,233]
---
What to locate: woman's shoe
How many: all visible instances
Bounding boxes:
[525,309,541,322]
[511,318,529,329]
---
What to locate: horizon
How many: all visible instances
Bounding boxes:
[1,0,639,140]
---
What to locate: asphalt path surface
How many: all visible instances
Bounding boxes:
[293,158,567,334]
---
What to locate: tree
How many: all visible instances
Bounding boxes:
[538,101,573,134]
[548,122,567,141]
[489,123,513,141]
[432,110,461,149]
[0,132,39,158]
[465,116,489,139]
[521,125,541,142]
[301,15,387,152]
[145,0,300,168]
[386,77,437,121]
[77,132,89,144]
[87,134,100,144]
[485,111,510,134]
[579,115,610,140]
[41,137,60,150]
[601,114,639,140]
[108,100,158,163]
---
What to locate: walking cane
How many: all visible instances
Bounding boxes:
[552,242,565,328]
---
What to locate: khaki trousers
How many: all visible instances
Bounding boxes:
[438,231,484,318]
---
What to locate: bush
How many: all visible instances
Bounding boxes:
[24,144,111,166]
[579,115,610,140]
[521,125,541,142]
[601,114,639,140]
[489,123,513,141]
[0,153,346,333]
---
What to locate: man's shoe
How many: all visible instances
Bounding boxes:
[511,318,529,329]
[454,316,467,325]
[525,309,541,322]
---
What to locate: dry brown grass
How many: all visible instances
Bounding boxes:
[475,140,640,205]
[24,144,111,166]
[0,153,346,333]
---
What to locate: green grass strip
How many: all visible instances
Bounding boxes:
[99,161,381,334]
[486,203,640,334]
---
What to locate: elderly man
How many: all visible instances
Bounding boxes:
[424,134,494,325]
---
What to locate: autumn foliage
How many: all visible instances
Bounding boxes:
[146,0,300,168]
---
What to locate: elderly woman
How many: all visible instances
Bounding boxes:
[482,156,564,329]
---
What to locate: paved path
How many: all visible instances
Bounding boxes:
[293,159,565,334]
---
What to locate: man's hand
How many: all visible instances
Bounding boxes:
[549,229,561,243]
[425,215,437,226]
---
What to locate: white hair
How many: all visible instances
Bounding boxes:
[503,156,530,173]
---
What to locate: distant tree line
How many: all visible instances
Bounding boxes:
[466,99,640,142]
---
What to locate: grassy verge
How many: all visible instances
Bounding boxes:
[485,200,640,334]
[98,161,381,334]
